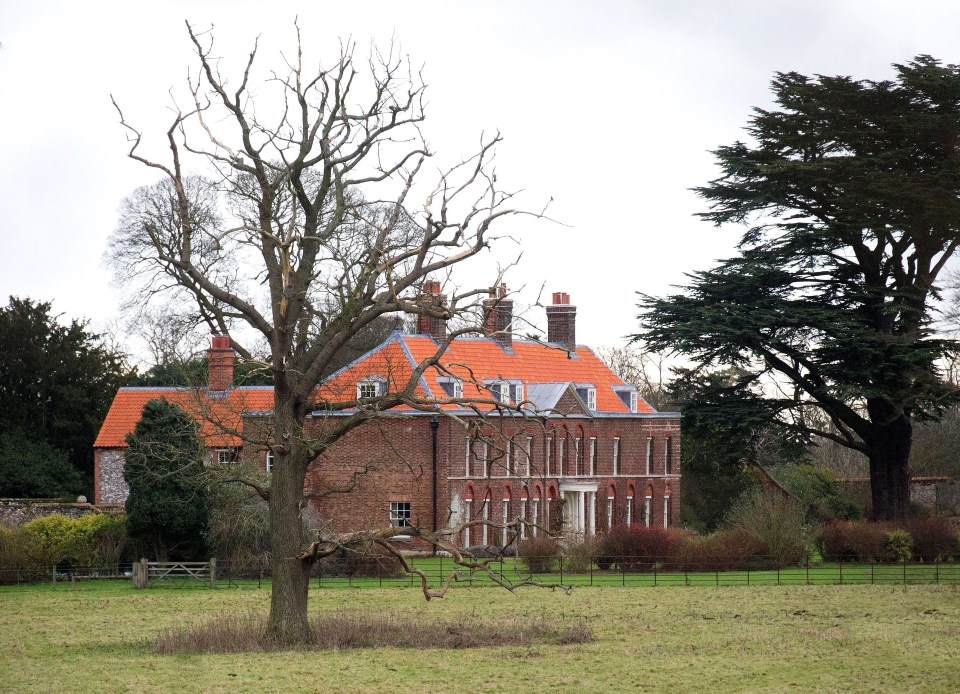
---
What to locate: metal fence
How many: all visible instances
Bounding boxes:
[3,556,958,590]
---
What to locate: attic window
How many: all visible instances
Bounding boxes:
[437,376,463,399]
[615,387,639,413]
[216,448,239,465]
[357,376,386,399]
[486,380,523,404]
[576,386,597,410]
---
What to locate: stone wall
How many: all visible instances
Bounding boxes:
[96,449,129,504]
[0,499,100,526]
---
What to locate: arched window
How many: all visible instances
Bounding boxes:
[520,485,529,539]
[464,484,475,545]
[627,483,636,528]
[481,488,493,545]
[502,486,512,545]
[663,484,672,528]
[606,483,616,530]
[644,484,653,528]
[532,484,542,537]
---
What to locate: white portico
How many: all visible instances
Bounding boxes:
[559,482,598,537]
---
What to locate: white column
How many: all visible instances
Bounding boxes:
[644,497,651,528]
[588,492,596,536]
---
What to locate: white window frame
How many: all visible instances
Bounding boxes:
[438,377,463,399]
[502,499,510,545]
[558,438,565,476]
[589,437,597,476]
[482,441,490,477]
[646,437,653,475]
[390,501,412,528]
[663,495,670,528]
[525,436,533,476]
[606,496,614,529]
[216,448,237,465]
[505,440,512,476]
[644,494,652,528]
[465,436,472,477]
[546,437,552,476]
[519,499,527,539]
[574,437,581,474]
[481,498,490,544]
[626,495,634,527]
[630,391,638,413]
[464,499,473,543]
[613,437,621,476]
[265,450,274,473]
[587,387,597,411]
[531,498,539,537]
[357,376,386,400]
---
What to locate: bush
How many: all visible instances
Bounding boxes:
[562,536,602,572]
[678,528,768,572]
[517,536,562,574]
[0,524,30,584]
[885,530,913,563]
[818,521,855,562]
[769,464,862,520]
[598,527,683,572]
[315,544,404,578]
[846,522,891,563]
[906,517,959,562]
[725,489,808,565]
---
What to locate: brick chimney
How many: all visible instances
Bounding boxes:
[207,335,235,392]
[483,283,513,350]
[546,292,576,351]
[417,279,448,340]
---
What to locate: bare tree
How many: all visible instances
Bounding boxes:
[596,345,671,411]
[110,22,542,645]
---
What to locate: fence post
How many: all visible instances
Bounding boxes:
[209,558,217,589]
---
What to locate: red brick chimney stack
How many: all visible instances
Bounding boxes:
[207,335,235,392]
[417,279,448,341]
[483,283,513,350]
[546,292,576,351]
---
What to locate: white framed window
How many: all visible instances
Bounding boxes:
[519,499,527,539]
[357,376,386,399]
[630,391,638,413]
[530,498,539,537]
[438,377,463,399]
[546,437,552,476]
[663,495,670,528]
[510,383,524,404]
[390,501,412,528]
[502,498,510,545]
[464,499,473,544]
[216,448,238,465]
[465,436,472,477]
[613,437,621,476]
[504,440,512,476]
[265,450,274,473]
[606,496,614,529]
[482,441,490,477]
[645,437,653,475]
[557,438,565,476]
[574,437,581,474]
[644,494,652,528]
[589,437,597,476]
[481,498,490,544]
[626,495,634,527]
[587,388,597,410]
[525,437,533,476]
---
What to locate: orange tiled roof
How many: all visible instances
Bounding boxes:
[318,334,654,414]
[93,387,275,448]
[95,334,653,448]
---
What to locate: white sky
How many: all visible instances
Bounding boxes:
[2,0,959,361]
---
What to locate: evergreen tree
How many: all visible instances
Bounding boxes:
[123,399,208,560]
[638,57,960,521]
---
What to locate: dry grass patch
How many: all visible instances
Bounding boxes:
[155,611,592,653]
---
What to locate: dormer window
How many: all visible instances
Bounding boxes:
[485,380,524,404]
[357,375,386,399]
[576,385,597,410]
[437,376,463,399]
[614,386,639,413]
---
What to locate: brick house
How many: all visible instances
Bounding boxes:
[94,291,681,543]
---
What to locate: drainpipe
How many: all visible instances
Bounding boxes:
[430,415,439,555]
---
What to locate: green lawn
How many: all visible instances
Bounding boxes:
[1,580,959,692]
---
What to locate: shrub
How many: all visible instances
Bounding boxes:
[885,530,913,563]
[315,544,404,578]
[678,528,768,572]
[725,489,808,565]
[598,527,683,572]
[906,517,959,562]
[846,522,891,563]
[517,536,562,574]
[769,464,862,520]
[562,536,602,572]
[0,524,31,584]
[818,521,856,562]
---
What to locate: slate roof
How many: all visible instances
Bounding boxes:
[94,333,654,448]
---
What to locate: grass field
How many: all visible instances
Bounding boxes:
[1,581,959,693]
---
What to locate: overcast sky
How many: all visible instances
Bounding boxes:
[2,1,960,361]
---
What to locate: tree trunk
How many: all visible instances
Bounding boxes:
[865,410,912,522]
[264,391,312,645]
